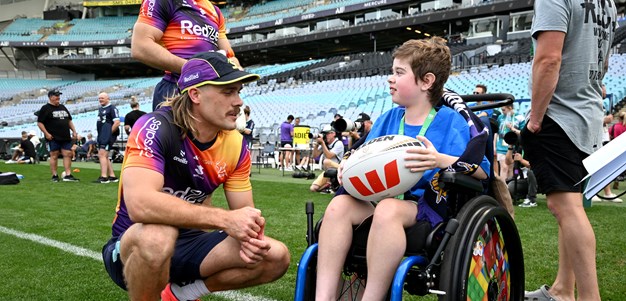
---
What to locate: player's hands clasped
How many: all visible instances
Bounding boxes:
[224,207,271,264]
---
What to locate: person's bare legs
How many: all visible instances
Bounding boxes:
[120,223,179,301]
[61,149,73,176]
[361,199,417,300]
[316,195,374,301]
[106,156,116,178]
[49,150,60,176]
[98,149,109,178]
[546,191,600,301]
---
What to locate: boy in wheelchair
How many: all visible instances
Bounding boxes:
[315,38,491,300]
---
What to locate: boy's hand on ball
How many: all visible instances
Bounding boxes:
[404,136,439,172]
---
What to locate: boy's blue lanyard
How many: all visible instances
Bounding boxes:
[398,107,437,137]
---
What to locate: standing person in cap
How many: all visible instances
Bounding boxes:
[95,92,121,184]
[131,0,241,111]
[36,89,79,182]
[102,51,289,301]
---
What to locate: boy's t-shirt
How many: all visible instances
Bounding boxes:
[366,105,491,198]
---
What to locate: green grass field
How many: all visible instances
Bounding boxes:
[0,162,624,300]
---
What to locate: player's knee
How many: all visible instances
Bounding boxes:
[130,225,177,266]
[263,241,290,282]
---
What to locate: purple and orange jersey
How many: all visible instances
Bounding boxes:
[111,108,251,236]
[137,0,227,60]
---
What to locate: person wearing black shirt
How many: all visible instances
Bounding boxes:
[36,89,79,182]
[124,96,146,135]
[16,135,36,164]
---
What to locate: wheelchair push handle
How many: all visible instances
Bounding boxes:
[306,202,315,247]
[460,93,515,112]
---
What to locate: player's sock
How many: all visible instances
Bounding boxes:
[170,280,210,300]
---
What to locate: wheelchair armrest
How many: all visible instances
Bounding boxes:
[439,171,483,193]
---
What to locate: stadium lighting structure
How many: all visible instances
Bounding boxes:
[424,33,431,37]
[414,30,421,34]
[406,27,412,30]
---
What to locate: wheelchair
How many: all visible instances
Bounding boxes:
[294,94,525,301]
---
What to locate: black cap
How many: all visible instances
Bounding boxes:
[355,113,371,123]
[334,113,343,119]
[48,89,62,97]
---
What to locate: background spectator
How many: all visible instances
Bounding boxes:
[36,89,79,182]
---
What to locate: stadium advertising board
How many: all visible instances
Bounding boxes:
[227,0,409,34]
[83,0,142,6]
[0,39,131,47]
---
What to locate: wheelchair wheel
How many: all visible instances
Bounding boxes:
[297,245,367,301]
[439,196,524,301]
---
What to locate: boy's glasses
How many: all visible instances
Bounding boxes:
[473,92,480,94]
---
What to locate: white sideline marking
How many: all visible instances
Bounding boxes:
[0,225,279,301]
[0,225,102,261]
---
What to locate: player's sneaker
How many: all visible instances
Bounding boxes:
[51,174,59,182]
[63,174,80,182]
[107,176,119,183]
[94,176,110,184]
[518,199,537,207]
[160,283,200,301]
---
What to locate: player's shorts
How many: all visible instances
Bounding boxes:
[153,78,179,111]
[280,141,293,148]
[48,140,72,152]
[102,229,228,290]
[97,126,117,151]
[521,115,588,194]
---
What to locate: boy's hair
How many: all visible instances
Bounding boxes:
[244,105,251,116]
[393,37,451,105]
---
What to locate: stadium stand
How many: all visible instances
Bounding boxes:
[0,0,623,144]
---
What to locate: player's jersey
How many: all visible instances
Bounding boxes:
[97,104,120,132]
[111,107,251,236]
[137,0,226,61]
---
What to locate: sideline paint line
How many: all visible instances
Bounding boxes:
[215,291,279,301]
[0,225,280,301]
[0,225,101,261]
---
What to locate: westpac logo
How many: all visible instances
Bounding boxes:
[348,160,400,196]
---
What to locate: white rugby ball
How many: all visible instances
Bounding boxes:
[342,135,425,202]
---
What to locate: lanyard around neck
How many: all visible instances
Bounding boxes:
[399,107,437,137]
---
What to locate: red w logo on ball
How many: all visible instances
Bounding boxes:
[348,160,401,196]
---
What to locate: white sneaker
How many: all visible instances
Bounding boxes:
[591,196,603,202]
[603,194,623,203]
[5,160,16,164]
[519,199,537,207]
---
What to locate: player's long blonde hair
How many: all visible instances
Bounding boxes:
[160,93,199,139]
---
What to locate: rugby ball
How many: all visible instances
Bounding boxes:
[342,135,425,202]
